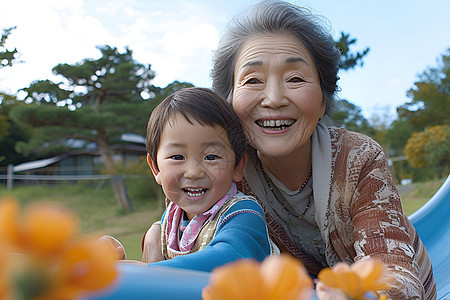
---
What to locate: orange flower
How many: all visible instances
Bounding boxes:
[24,202,79,256]
[0,197,118,300]
[0,196,21,245]
[261,255,313,300]
[318,259,393,300]
[202,258,264,300]
[0,197,79,256]
[39,237,118,300]
[202,254,313,300]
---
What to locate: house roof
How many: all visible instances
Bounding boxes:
[12,133,146,172]
[13,155,67,172]
[121,133,145,144]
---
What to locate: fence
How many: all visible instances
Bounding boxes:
[0,164,118,190]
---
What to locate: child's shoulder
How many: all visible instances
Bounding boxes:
[219,192,265,223]
[226,191,261,210]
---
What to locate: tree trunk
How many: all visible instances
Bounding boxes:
[97,133,132,211]
[110,175,133,210]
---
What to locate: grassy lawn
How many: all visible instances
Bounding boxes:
[0,177,446,260]
[0,182,163,260]
[400,178,446,216]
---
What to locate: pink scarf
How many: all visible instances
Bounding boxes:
[166,182,238,253]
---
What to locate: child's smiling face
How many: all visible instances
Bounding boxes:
[148,113,245,219]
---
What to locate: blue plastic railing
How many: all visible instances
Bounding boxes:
[409,175,450,299]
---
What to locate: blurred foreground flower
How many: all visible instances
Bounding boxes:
[0,196,118,300]
[318,259,393,300]
[202,254,313,300]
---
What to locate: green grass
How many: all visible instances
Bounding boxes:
[400,178,446,216]
[0,182,163,260]
[0,178,446,260]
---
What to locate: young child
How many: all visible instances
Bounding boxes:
[103,87,275,272]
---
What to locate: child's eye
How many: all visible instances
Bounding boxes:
[169,155,184,160]
[204,154,219,161]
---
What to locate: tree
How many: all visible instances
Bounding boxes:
[397,49,450,131]
[390,49,450,180]
[1,26,19,143]
[10,45,169,210]
[0,93,34,165]
[0,26,30,165]
[404,125,449,177]
[323,99,375,137]
[336,32,370,70]
[321,33,373,135]
[0,27,19,69]
[385,119,414,155]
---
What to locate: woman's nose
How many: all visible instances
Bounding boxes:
[261,80,289,108]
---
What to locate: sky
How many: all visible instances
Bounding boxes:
[0,0,449,121]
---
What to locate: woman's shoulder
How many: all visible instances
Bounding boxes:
[328,126,384,152]
[326,126,388,172]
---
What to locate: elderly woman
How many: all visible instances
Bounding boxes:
[211,0,436,299]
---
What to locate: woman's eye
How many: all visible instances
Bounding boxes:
[244,78,262,85]
[169,155,184,160]
[204,154,219,161]
[288,76,305,83]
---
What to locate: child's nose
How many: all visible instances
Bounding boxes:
[184,160,206,179]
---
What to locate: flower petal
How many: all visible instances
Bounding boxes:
[24,203,79,256]
[202,259,265,300]
[352,259,382,282]
[58,237,118,292]
[338,271,363,299]
[333,262,352,273]
[318,268,340,289]
[0,197,22,246]
[261,255,312,300]
[352,259,393,292]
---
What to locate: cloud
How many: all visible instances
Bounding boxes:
[0,0,112,92]
[98,1,220,87]
[0,0,222,92]
[389,78,400,86]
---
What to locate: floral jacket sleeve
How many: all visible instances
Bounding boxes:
[326,127,436,300]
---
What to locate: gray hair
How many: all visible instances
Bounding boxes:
[211,0,340,115]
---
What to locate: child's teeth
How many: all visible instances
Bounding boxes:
[185,188,206,197]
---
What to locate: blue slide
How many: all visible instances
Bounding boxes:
[84,175,450,300]
[83,265,210,300]
[409,175,450,300]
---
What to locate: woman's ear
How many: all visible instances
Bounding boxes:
[319,99,326,119]
[232,152,248,182]
[147,154,162,185]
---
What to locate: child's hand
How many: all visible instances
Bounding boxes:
[316,280,347,300]
[98,235,126,260]
[142,221,164,263]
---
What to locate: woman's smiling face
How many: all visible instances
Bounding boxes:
[232,33,325,159]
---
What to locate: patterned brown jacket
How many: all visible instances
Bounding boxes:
[240,126,436,299]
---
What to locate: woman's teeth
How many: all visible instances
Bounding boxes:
[257,119,295,130]
[184,188,207,197]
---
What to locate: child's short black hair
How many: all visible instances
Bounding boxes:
[146,87,247,171]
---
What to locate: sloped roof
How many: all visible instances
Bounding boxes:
[13,155,67,172]
[12,133,146,172]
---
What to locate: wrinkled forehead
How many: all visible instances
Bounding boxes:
[234,33,318,77]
